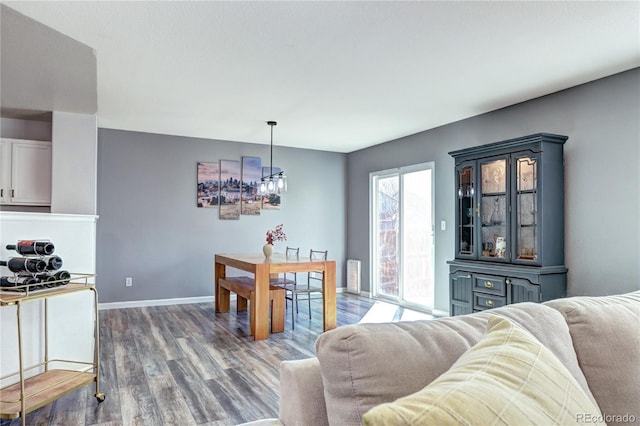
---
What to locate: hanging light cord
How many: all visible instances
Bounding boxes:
[260,120,286,194]
[269,121,274,177]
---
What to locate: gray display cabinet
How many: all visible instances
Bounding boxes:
[447,133,568,315]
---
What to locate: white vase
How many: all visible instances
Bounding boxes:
[263,243,274,258]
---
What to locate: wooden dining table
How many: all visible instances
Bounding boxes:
[214,253,337,340]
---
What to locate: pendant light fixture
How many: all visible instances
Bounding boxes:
[260,121,287,195]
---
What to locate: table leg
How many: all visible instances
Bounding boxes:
[253,264,270,340]
[270,287,285,333]
[214,260,226,312]
[323,262,337,331]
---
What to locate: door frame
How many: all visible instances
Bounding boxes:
[369,161,435,312]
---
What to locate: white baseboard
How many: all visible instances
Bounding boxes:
[99,295,215,310]
[344,290,372,298]
[98,288,357,310]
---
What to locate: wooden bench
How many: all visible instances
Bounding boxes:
[217,276,285,334]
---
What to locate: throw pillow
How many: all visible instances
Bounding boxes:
[362,315,604,426]
[315,302,591,426]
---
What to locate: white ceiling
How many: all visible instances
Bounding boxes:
[3,1,639,153]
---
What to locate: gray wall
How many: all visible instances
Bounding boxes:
[97,129,347,303]
[0,117,52,141]
[347,68,640,313]
[51,111,97,215]
[0,4,97,114]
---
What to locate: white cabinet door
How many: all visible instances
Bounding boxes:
[9,140,52,205]
[0,140,11,203]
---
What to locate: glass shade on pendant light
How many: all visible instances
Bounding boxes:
[259,121,288,196]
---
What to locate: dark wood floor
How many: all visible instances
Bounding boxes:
[3,294,375,426]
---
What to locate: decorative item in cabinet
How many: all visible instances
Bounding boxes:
[455,162,476,257]
[447,133,568,315]
[0,273,104,425]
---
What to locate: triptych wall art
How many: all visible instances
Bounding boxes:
[197,157,281,220]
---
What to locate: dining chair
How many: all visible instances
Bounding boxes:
[285,249,327,329]
[271,246,299,288]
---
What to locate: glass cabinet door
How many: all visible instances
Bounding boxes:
[479,157,508,261]
[515,155,539,263]
[456,163,475,257]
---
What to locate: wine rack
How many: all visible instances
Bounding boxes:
[1,240,70,293]
[0,257,103,424]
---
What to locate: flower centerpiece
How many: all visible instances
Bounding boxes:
[264,224,286,258]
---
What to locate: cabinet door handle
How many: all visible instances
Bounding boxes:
[484,281,494,288]
[460,274,471,279]
[11,189,15,198]
[486,300,495,307]
[506,278,511,285]
[0,189,3,197]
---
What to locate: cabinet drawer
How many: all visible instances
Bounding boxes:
[474,293,506,310]
[473,274,506,296]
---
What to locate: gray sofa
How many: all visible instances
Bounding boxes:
[247,291,639,425]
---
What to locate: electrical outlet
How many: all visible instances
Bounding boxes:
[440,220,446,231]
[125,277,133,287]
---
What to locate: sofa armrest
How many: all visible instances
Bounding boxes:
[279,357,329,426]
[544,290,640,422]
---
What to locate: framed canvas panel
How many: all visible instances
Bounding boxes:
[197,161,219,208]
[220,160,241,220]
[261,166,282,210]
[241,156,262,215]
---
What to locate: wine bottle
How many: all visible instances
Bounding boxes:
[35,273,58,288]
[52,270,71,286]
[29,283,45,291]
[6,240,55,256]
[0,275,38,288]
[42,255,63,271]
[0,258,47,273]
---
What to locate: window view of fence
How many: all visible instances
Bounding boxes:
[372,164,434,311]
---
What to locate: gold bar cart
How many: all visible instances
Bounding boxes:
[0,273,104,425]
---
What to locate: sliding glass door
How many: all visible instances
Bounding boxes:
[371,163,434,311]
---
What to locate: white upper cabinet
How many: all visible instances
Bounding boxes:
[0,138,52,206]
